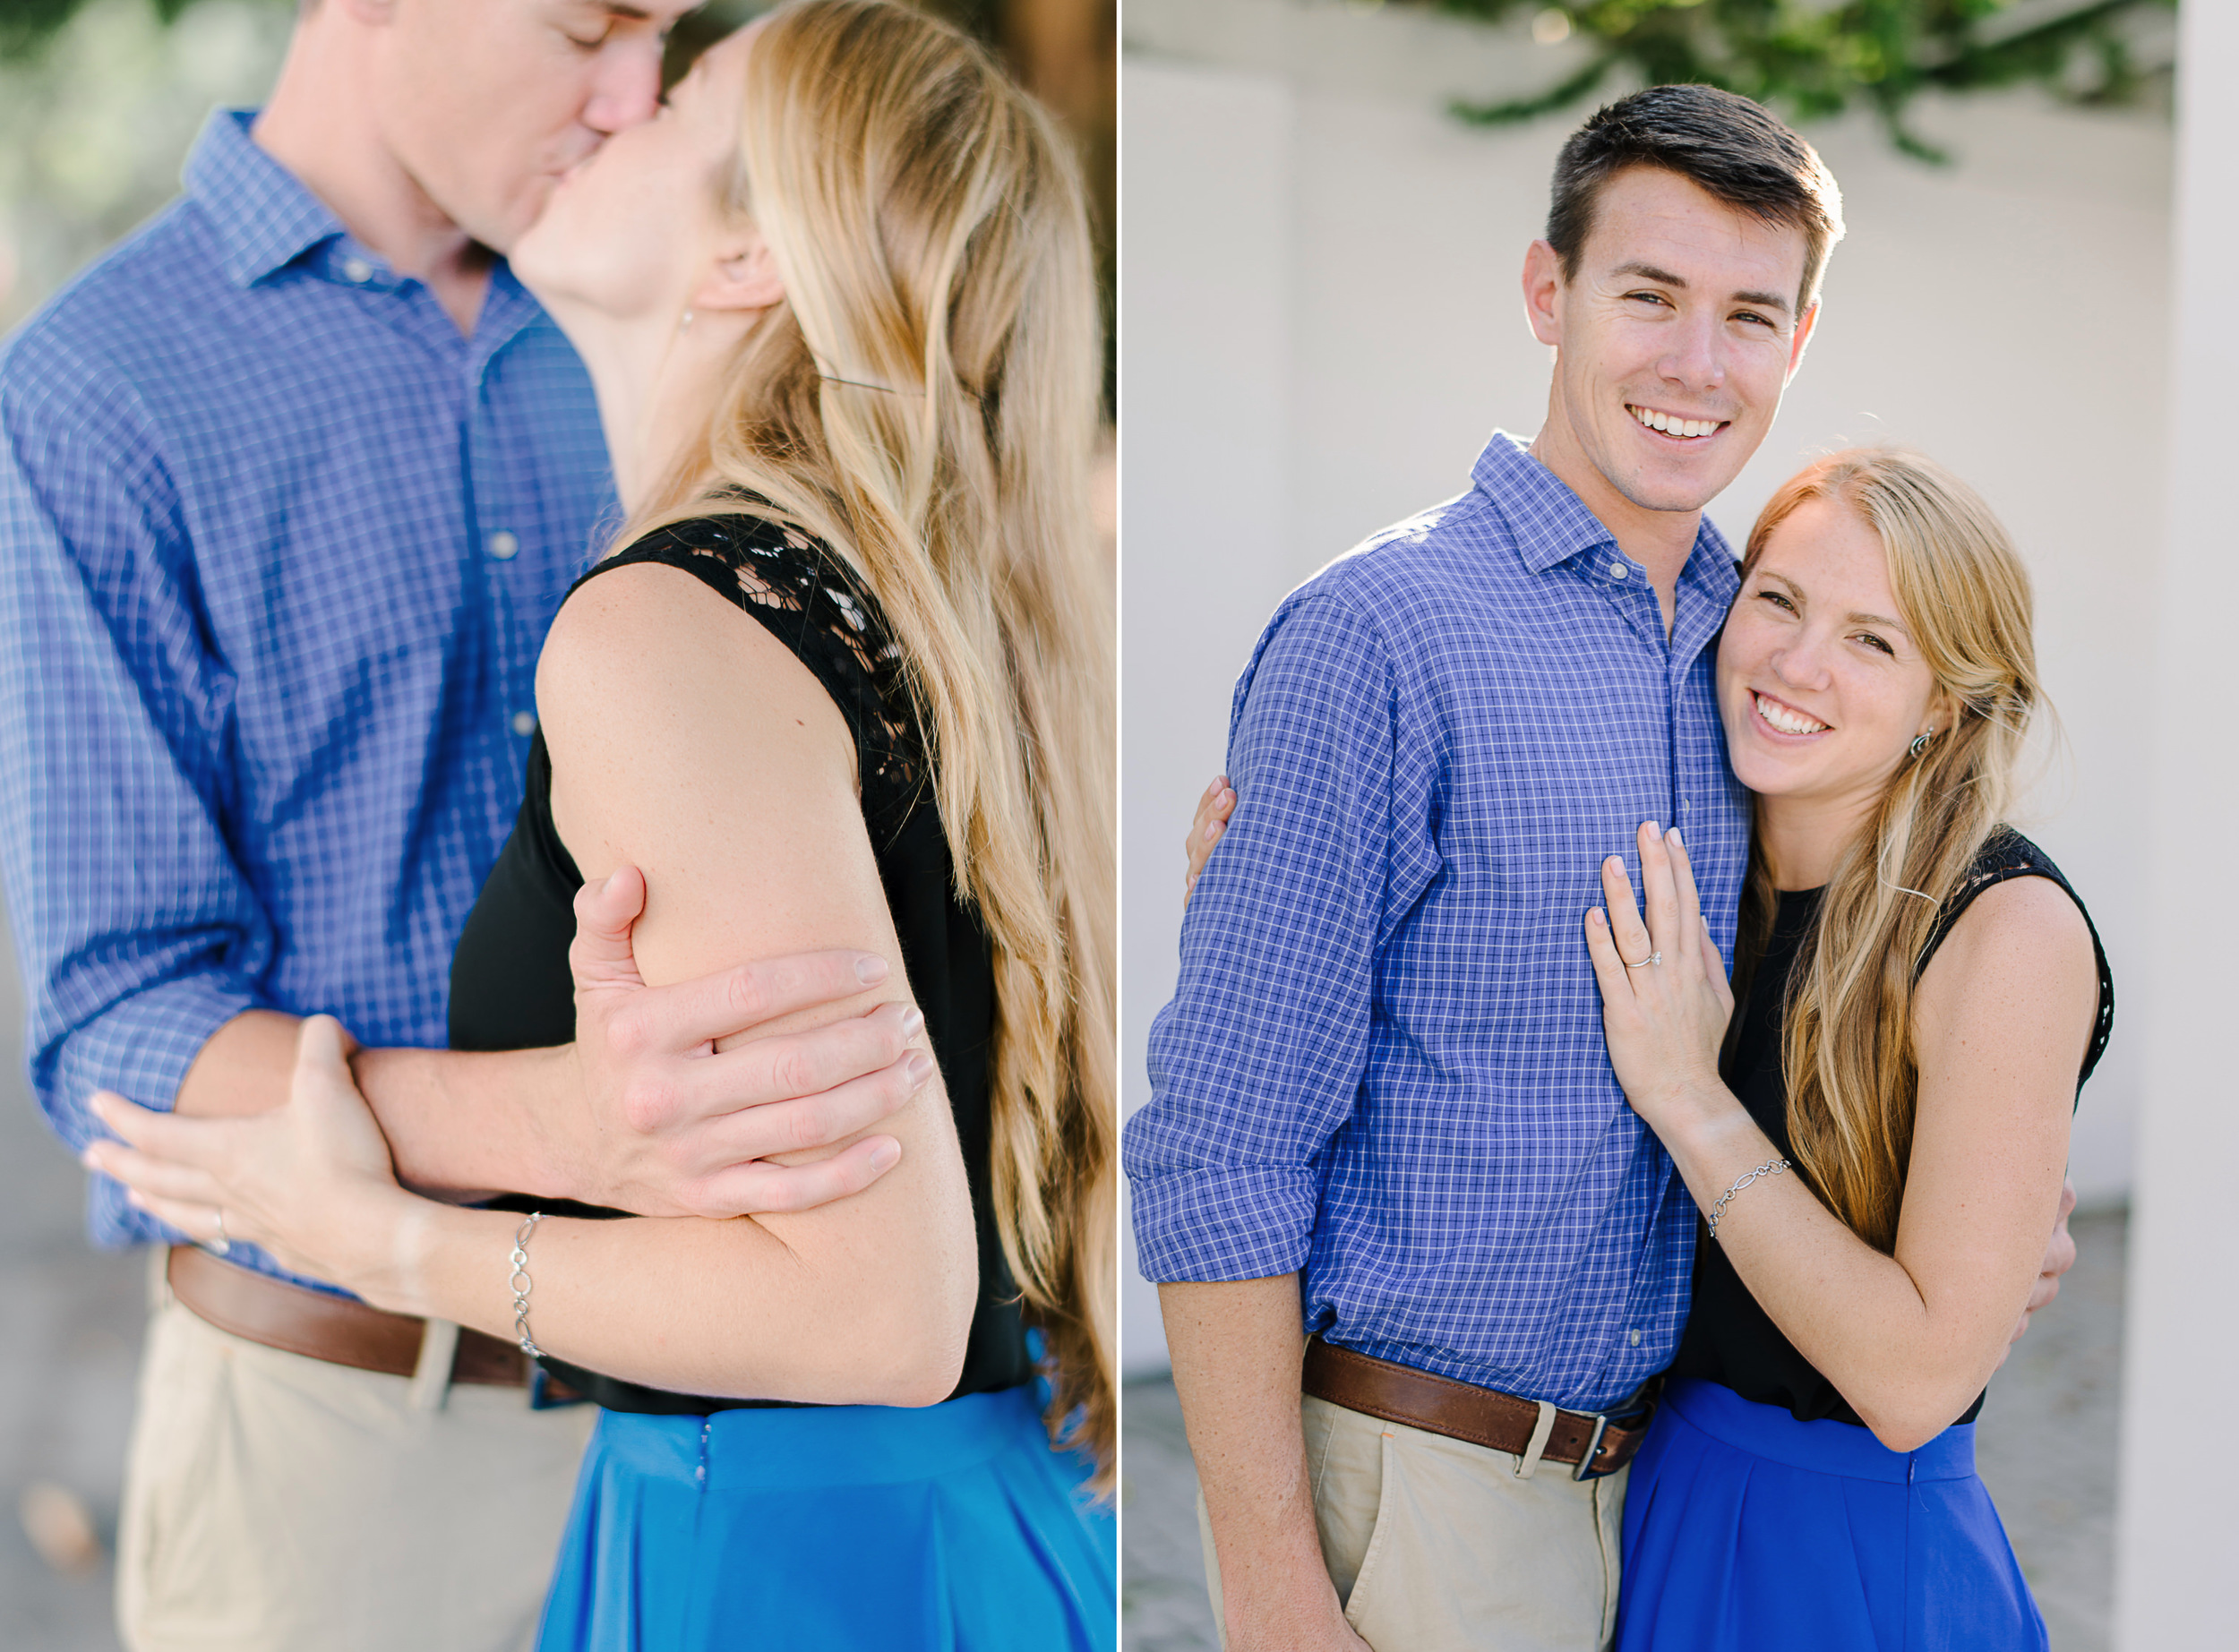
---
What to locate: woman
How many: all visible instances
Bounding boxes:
[1183,449,2106,1648]
[1588,449,2106,1650]
[83,4,1115,1647]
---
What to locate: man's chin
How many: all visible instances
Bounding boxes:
[1610,475,1731,518]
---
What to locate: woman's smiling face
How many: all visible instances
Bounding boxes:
[1718,494,1951,812]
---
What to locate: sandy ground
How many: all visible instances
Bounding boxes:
[1121,1205,2127,1652]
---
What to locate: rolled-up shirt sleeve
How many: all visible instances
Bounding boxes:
[0,337,271,1185]
[1125,589,1406,1283]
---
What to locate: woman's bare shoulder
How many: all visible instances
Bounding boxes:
[536,555,851,763]
[1914,873,2097,1062]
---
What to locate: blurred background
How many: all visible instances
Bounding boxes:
[1115,1,2225,1648]
[0,0,1111,1644]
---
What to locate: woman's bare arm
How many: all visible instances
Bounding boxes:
[1591,826,2096,1451]
[401,559,982,1401]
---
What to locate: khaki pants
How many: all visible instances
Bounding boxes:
[116,1263,596,1652]
[1199,1394,1626,1652]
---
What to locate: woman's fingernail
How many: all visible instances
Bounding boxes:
[901,1006,924,1038]
[871,1139,901,1172]
[1645,820,1660,838]
[78,1146,99,1170]
[1669,826,1685,850]
[1591,908,1606,927]
[906,1053,935,1087]
[854,955,890,985]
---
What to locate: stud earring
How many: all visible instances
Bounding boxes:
[1909,730,1934,759]
[680,309,695,332]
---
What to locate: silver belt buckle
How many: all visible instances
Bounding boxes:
[1572,1410,1614,1481]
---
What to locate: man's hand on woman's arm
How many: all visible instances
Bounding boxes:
[171,866,929,1217]
[1162,1277,1372,1652]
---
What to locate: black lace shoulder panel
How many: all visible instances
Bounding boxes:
[1917,826,2114,1091]
[575,513,927,846]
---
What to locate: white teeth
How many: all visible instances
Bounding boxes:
[1630,405,1720,439]
[1754,692,1829,735]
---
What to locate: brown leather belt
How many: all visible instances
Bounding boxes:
[1302,1336,1654,1480]
[167,1244,572,1395]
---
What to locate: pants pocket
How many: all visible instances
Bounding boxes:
[116,1303,233,1648]
[1339,1430,1403,1637]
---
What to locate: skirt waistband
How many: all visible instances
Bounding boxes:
[1662,1377,1977,1484]
[590,1382,1049,1492]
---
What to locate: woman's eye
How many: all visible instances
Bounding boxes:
[1758,589,1796,612]
[565,24,613,48]
[1855,632,1894,656]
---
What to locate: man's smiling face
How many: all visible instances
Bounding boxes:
[1529,165,1818,519]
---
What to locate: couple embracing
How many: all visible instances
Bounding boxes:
[1127,85,2107,1652]
[2,1,1113,1648]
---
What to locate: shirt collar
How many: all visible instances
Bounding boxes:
[184,109,347,289]
[1471,428,1741,599]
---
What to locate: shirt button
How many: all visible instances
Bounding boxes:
[488,531,519,561]
[510,712,536,738]
[1627,1328,1642,1348]
[341,257,373,283]
[1608,560,1628,579]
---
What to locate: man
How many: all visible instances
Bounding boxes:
[1127,85,2072,1651]
[0,1,923,1647]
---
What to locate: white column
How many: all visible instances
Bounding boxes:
[2114,5,2239,1645]
[1118,59,1297,1377]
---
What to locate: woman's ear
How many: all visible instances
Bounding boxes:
[693,226,785,315]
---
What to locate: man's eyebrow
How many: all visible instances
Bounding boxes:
[1730,288,1794,316]
[1611,261,1791,317]
[1612,261,1688,289]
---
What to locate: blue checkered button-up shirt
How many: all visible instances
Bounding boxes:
[1125,432,1751,1412]
[0,110,613,1286]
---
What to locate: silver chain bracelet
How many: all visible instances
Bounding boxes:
[1705,1159,1791,1244]
[510,1211,546,1357]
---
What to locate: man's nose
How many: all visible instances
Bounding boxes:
[582,38,667,134]
[1656,311,1727,393]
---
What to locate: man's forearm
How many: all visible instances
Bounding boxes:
[1162,1275,1358,1650]
[176,1010,579,1201]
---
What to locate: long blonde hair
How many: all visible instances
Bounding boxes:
[1738,450,2041,1253]
[630,0,1114,1480]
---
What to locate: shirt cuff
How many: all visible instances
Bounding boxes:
[1128,1166,1322,1284]
[44,972,262,1148]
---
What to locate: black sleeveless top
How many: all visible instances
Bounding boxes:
[447,513,1034,1414]
[1668,828,2113,1427]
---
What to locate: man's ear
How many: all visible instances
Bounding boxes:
[693,228,785,315]
[1784,297,1822,385]
[1522,239,1565,348]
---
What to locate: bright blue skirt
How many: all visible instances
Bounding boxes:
[536,1384,1114,1651]
[1616,1378,2046,1652]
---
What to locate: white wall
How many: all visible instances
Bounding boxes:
[2112,0,2239,1642]
[1120,0,2170,1375]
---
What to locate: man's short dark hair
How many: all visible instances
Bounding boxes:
[1548,85,1846,314]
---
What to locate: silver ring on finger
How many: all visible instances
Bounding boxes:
[1624,951,1662,969]
[209,1209,230,1258]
